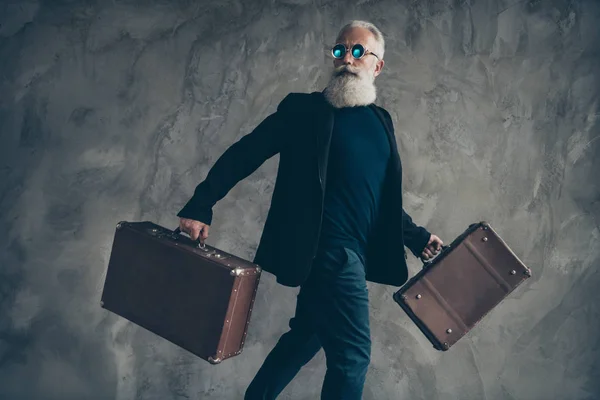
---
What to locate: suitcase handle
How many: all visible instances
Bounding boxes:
[419,222,484,267]
[420,244,450,268]
[172,227,207,250]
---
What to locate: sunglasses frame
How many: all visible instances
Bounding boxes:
[331,43,380,60]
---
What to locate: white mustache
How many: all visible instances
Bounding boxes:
[334,65,360,76]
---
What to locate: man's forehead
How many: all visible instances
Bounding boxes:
[336,27,375,45]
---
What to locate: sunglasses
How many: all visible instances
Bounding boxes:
[331,43,379,60]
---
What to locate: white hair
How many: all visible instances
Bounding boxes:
[336,20,385,60]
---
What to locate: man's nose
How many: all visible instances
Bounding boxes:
[342,51,354,65]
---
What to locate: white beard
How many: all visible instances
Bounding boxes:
[323,64,377,108]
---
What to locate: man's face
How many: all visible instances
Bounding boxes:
[332,27,384,80]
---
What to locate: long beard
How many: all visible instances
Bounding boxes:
[323,64,377,108]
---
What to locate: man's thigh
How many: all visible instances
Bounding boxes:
[311,247,371,368]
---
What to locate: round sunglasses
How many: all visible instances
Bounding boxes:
[331,43,379,60]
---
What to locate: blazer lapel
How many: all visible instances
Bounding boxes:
[314,92,335,191]
[368,104,401,173]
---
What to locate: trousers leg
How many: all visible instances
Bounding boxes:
[314,247,371,400]
[245,246,370,400]
[244,275,323,399]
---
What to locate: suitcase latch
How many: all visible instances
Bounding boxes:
[198,247,229,260]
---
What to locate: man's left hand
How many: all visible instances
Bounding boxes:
[421,234,444,260]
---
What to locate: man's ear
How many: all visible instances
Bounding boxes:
[374,59,385,77]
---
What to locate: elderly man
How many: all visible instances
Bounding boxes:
[177,20,443,399]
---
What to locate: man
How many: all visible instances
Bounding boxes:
[177,20,443,399]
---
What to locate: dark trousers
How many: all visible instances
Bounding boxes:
[244,246,371,399]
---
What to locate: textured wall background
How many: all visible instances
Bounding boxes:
[1,0,599,399]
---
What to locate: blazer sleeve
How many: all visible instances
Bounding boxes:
[176,94,295,225]
[402,208,431,258]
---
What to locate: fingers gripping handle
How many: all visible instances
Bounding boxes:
[420,244,450,268]
[173,227,206,249]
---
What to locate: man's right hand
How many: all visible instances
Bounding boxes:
[179,218,210,242]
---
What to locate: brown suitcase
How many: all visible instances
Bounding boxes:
[100,220,261,364]
[393,221,532,351]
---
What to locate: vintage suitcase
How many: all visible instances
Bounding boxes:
[100,220,262,364]
[393,221,531,351]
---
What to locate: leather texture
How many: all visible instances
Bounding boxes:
[100,221,261,364]
[394,221,532,351]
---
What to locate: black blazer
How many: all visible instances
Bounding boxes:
[177,91,431,287]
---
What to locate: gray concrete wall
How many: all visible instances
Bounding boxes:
[1,0,599,399]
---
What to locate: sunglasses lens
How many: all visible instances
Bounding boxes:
[332,44,345,58]
[352,44,364,58]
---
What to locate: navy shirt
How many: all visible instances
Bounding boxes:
[317,105,391,262]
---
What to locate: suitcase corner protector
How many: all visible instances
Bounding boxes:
[393,291,408,303]
[116,221,128,230]
[230,266,262,276]
[208,356,223,364]
[438,342,450,351]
